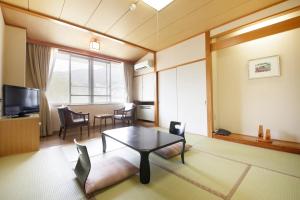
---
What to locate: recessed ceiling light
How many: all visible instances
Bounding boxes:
[143,0,173,11]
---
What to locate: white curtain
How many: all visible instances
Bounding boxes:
[123,63,134,103]
[26,43,56,136]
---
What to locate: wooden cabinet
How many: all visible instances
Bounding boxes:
[0,115,40,156]
[133,73,156,102]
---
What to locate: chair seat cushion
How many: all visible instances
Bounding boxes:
[154,143,192,159]
[113,114,124,119]
[85,157,138,194]
[73,118,88,124]
[114,114,132,120]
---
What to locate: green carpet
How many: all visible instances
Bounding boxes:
[232,166,300,200]
[0,131,300,200]
[94,164,222,200]
[0,148,84,200]
[150,150,248,197]
[61,137,125,162]
[190,136,300,178]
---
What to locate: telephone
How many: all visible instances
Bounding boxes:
[214,128,231,136]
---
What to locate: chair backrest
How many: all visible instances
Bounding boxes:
[57,107,68,127]
[169,121,186,138]
[74,139,91,192]
[124,103,135,111]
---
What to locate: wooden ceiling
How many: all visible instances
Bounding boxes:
[2,6,148,62]
[0,0,284,57]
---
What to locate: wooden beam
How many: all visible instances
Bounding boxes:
[27,38,134,64]
[0,1,155,53]
[211,5,300,39]
[211,15,300,51]
[154,52,159,127]
[205,32,214,138]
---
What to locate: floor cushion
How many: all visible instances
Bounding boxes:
[85,156,138,195]
[154,143,192,159]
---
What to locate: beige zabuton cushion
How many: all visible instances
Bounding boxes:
[85,156,138,194]
[154,143,192,159]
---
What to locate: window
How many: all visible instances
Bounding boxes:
[47,51,126,104]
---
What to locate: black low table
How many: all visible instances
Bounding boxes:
[102,126,186,184]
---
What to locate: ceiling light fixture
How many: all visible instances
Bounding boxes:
[129,3,137,11]
[89,39,100,52]
[143,0,173,11]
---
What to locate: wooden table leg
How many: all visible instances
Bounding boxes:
[93,117,95,128]
[139,152,150,184]
[105,117,107,127]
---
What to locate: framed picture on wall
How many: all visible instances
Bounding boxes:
[248,55,280,79]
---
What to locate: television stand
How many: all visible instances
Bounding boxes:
[10,114,30,118]
[0,114,40,156]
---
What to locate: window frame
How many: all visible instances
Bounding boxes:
[48,51,125,105]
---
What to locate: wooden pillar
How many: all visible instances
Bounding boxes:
[154,52,159,127]
[205,32,214,137]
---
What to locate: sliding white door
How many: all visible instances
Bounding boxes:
[158,68,177,128]
[133,76,143,101]
[142,73,156,101]
[177,61,207,135]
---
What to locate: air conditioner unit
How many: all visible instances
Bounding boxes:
[134,60,152,71]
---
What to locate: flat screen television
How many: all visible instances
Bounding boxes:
[3,85,40,117]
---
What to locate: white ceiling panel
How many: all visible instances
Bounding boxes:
[60,0,101,25]
[29,0,64,17]
[107,1,155,39]
[86,0,136,33]
[1,0,28,8]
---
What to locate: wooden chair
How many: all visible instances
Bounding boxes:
[57,107,90,140]
[113,103,136,126]
[73,139,138,196]
[155,121,192,159]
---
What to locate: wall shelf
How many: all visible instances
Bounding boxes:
[213,133,300,154]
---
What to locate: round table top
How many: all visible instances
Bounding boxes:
[94,114,113,118]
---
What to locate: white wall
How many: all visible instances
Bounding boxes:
[213,28,300,142]
[157,34,205,71]
[3,25,26,87]
[157,33,208,135]
[0,8,5,115]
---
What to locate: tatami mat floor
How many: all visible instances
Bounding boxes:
[0,127,300,200]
